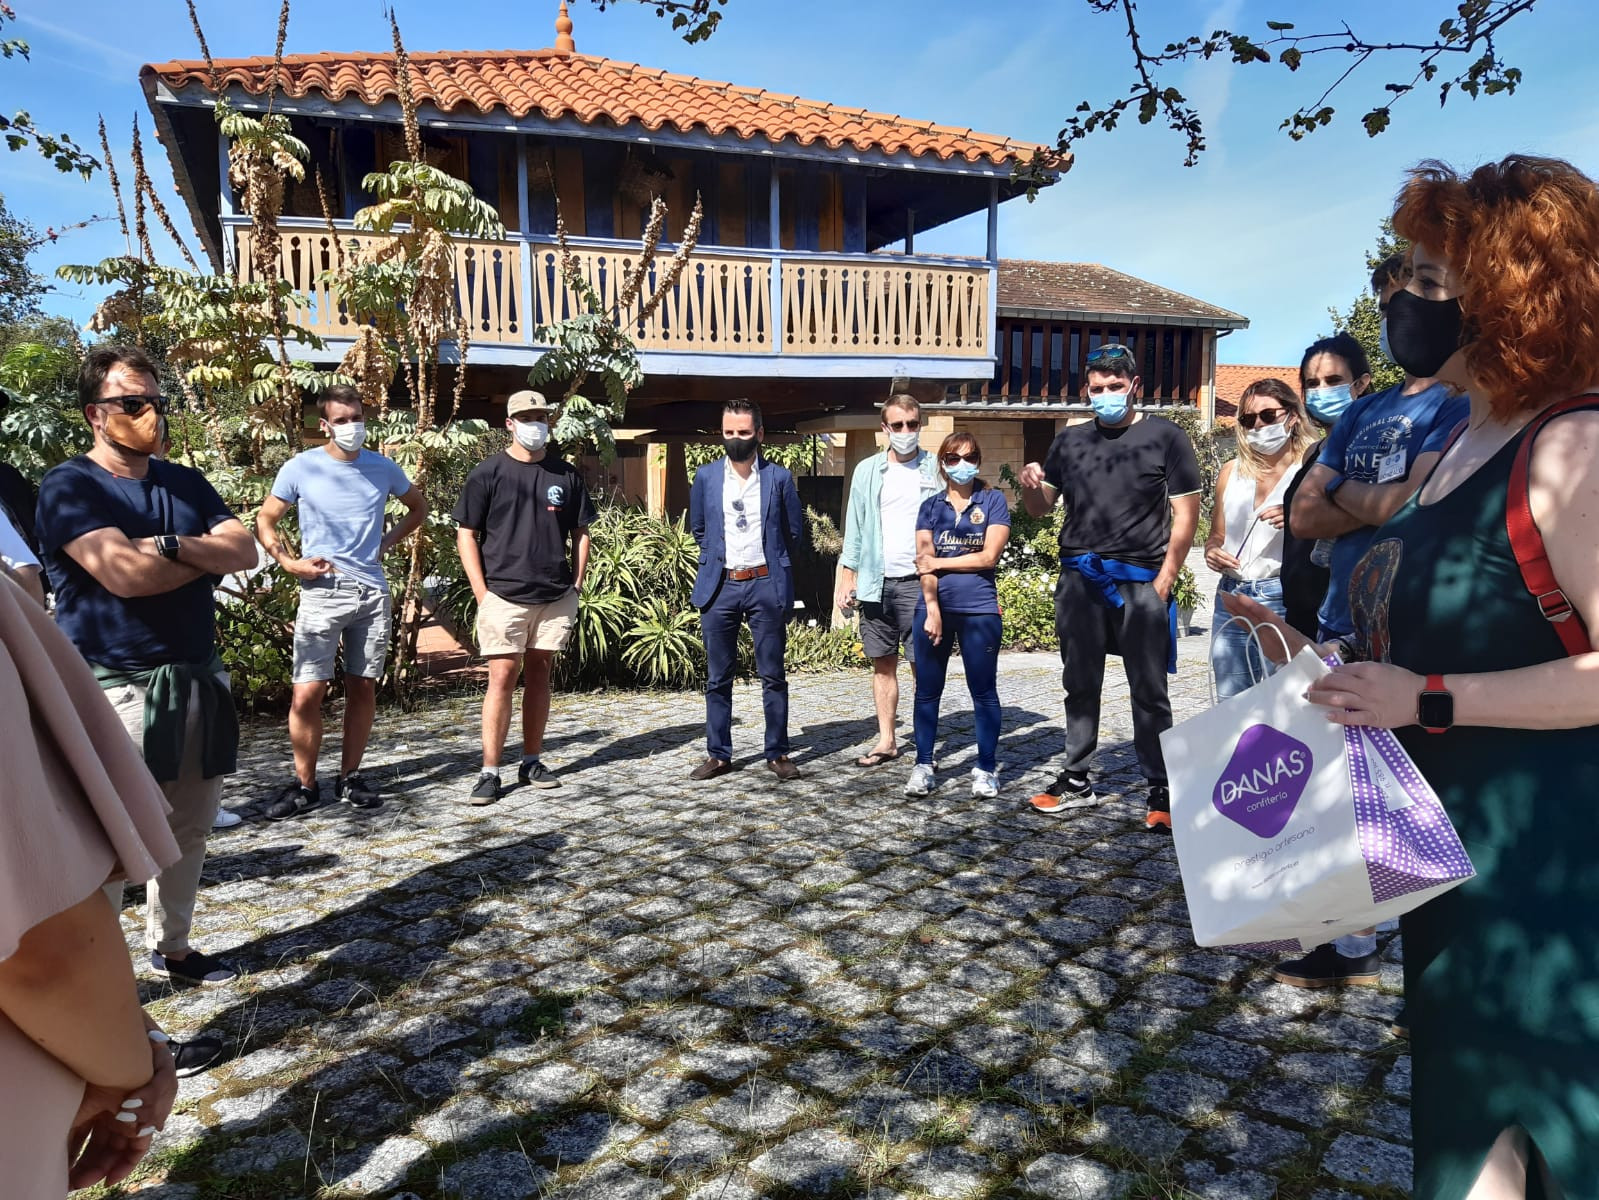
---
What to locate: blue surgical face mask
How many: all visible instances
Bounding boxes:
[945,461,980,486]
[1305,384,1355,424]
[1091,388,1132,424]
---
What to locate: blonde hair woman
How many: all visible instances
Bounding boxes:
[1204,379,1314,697]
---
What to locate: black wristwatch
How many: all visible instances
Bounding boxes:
[155,534,181,561]
[1417,674,1454,733]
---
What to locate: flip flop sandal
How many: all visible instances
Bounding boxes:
[855,749,901,767]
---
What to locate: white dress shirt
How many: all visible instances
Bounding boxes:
[722,458,765,569]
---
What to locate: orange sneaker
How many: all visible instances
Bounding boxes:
[1145,785,1171,831]
[1030,770,1095,815]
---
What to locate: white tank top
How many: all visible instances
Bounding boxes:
[1221,462,1292,580]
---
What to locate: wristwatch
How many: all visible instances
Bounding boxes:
[1417,674,1454,733]
[155,534,181,561]
[1323,473,1348,500]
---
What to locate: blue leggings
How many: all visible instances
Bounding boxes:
[912,609,1002,771]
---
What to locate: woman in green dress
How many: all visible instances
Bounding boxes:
[1227,154,1599,1199]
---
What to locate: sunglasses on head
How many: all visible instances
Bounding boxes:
[100,393,167,417]
[884,419,920,432]
[942,452,979,466]
[1086,344,1135,366]
[1237,407,1287,430]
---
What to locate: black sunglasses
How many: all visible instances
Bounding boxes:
[1086,344,1135,366]
[884,419,921,432]
[731,498,749,530]
[941,453,980,466]
[100,393,168,417]
[1237,407,1286,430]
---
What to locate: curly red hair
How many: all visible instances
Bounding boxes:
[1393,156,1599,417]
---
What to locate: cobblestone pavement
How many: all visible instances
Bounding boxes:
[118,596,1411,1200]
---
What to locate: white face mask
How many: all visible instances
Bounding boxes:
[1244,421,1291,455]
[513,419,549,451]
[328,421,366,452]
[887,429,920,455]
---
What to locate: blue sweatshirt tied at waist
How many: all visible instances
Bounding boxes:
[1061,554,1177,674]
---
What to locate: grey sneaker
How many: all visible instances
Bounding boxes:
[904,763,936,797]
[971,768,999,798]
[467,771,501,805]
[517,758,561,789]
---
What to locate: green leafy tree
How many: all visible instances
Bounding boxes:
[0,190,43,324]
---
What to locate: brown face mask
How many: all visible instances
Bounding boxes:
[103,405,163,456]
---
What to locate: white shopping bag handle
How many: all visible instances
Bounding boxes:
[1207,610,1295,707]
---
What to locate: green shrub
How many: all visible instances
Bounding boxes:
[784,621,868,673]
[215,568,300,712]
[997,569,1057,650]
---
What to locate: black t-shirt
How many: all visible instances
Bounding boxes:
[452,452,596,603]
[1044,415,1203,569]
[1280,442,1330,639]
[36,455,237,669]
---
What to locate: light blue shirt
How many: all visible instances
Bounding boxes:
[839,449,945,603]
[270,447,412,591]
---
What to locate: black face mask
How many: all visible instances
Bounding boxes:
[1385,288,1464,378]
[724,436,759,463]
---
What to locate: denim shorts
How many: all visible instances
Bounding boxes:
[293,578,392,683]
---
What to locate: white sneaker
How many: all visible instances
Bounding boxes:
[904,763,936,797]
[971,768,999,798]
[212,808,243,829]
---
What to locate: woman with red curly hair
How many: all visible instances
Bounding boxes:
[1227,155,1599,1198]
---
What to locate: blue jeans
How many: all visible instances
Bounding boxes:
[912,609,1002,771]
[701,574,789,761]
[1211,576,1286,700]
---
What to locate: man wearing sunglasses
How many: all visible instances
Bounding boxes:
[687,398,804,782]
[35,345,260,987]
[837,393,945,766]
[1020,343,1202,830]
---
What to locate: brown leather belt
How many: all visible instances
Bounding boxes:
[725,565,770,582]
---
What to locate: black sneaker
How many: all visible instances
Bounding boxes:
[1390,1003,1409,1038]
[170,1035,226,1078]
[1029,769,1096,815]
[1272,942,1382,988]
[262,781,317,821]
[336,771,382,809]
[467,771,501,806]
[1145,784,1172,831]
[150,949,239,986]
[517,758,560,789]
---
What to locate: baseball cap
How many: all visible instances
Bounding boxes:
[506,389,549,419]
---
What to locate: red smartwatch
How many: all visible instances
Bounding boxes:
[1417,674,1454,733]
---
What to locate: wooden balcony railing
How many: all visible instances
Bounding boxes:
[230,224,991,361]
[235,227,523,344]
[780,260,990,357]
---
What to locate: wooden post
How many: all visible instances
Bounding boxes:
[831,428,881,629]
[663,442,690,519]
[985,180,999,262]
[906,207,915,255]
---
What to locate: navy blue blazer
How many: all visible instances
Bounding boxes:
[688,456,804,610]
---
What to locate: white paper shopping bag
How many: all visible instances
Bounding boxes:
[1162,645,1474,951]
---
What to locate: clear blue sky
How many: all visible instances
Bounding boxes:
[8,0,1596,366]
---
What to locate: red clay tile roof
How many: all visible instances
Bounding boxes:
[1214,363,1301,421]
[142,50,1063,169]
[998,259,1246,326]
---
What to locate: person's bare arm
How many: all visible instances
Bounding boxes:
[1329,451,1441,526]
[572,527,592,591]
[62,527,205,598]
[1018,461,1057,518]
[1153,492,1201,601]
[456,526,490,602]
[1203,462,1240,573]
[378,485,428,556]
[0,890,152,1091]
[917,529,942,645]
[1290,464,1367,539]
[1,561,44,606]
[172,518,257,576]
[256,495,334,581]
[915,523,1010,574]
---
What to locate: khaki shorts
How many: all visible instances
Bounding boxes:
[476,587,578,656]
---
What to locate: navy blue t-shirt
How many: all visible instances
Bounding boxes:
[37,455,238,669]
[916,484,1011,614]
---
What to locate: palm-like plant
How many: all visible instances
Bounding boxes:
[620,596,704,688]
